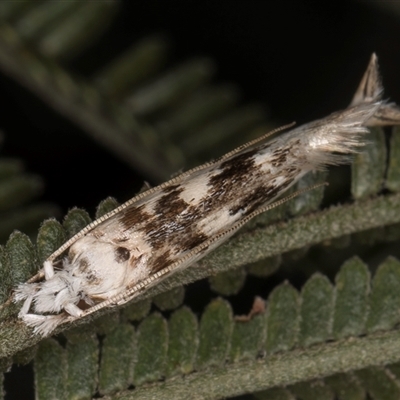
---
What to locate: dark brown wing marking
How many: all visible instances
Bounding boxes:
[150,249,172,273]
[119,204,152,230]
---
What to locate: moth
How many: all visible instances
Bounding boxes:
[14,54,400,336]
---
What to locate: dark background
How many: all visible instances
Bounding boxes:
[2,1,400,399]
[1,0,399,216]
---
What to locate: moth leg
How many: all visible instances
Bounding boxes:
[14,282,40,316]
[22,313,67,336]
[43,260,55,280]
[64,303,83,318]
[18,296,33,317]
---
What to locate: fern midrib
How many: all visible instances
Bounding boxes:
[107,328,400,400]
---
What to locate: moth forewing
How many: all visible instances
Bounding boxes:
[14,54,400,337]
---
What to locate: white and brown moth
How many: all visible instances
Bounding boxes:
[14,54,400,336]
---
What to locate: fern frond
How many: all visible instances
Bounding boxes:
[27,256,400,399]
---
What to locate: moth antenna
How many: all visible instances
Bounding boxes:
[251,182,329,216]
[218,121,296,163]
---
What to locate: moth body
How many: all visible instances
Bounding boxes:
[14,54,400,336]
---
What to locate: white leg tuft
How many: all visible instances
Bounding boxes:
[43,260,55,280]
[18,296,33,317]
[64,303,83,317]
[22,313,67,336]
